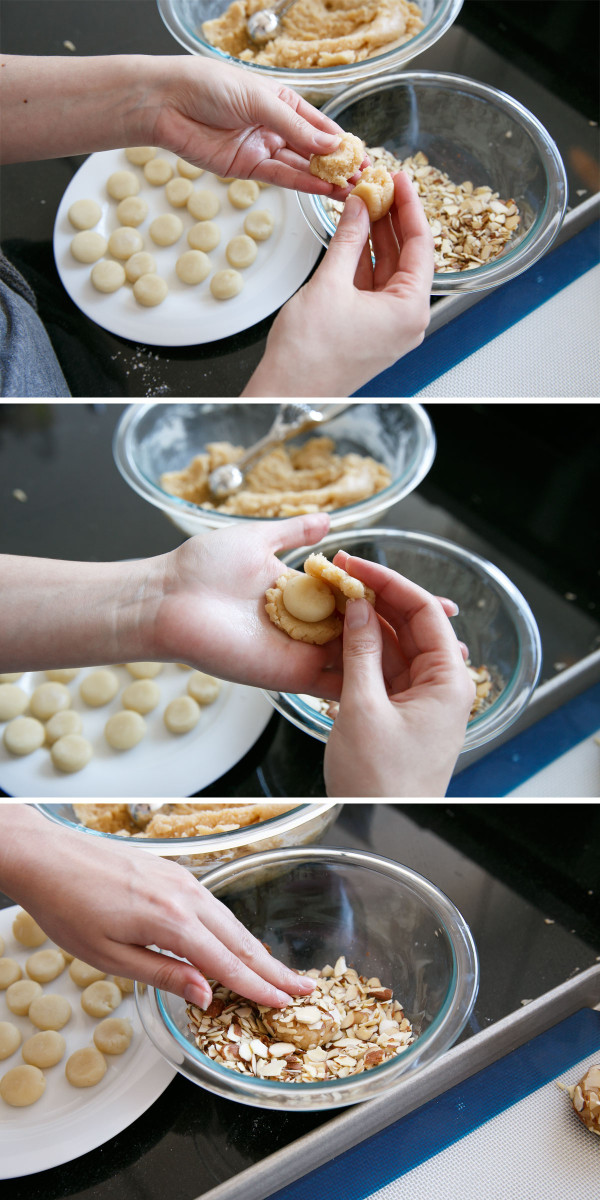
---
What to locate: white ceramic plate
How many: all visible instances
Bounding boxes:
[0,904,176,1179]
[0,666,273,798]
[53,149,321,345]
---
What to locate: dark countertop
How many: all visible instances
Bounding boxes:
[1,1,598,398]
[1,801,599,1198]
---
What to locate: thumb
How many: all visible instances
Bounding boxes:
[318,194,370,283]
[339,599,388,706]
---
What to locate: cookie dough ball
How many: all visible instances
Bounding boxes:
[30,681,72,721]
[0,672,23,682]
[143,157,173,186]
[176,157,203,179]
[45,709,83,745]
[215,175,235,184]
[70,230,108,263]
[244,209,275,241]
[125,662,163,679]
[133,274,168,307]
[104,710,146,751]
[304,552,376,611]
[3,716,45,756]
[282,573,336,622]
[22,1030,66,1069]
[79,668,119,707]
[165,176,194,207]
[44,668,80,683]
[0,1022,22,1060]
[68,198,102,230]
[262,993,341,1050]
[350,165,394,221]
[81,980,122,1018]
[187,220,221,252]
[186,671,221,706]
[116,195,149,227]
[149,213,183,247]
[226,234,257,269]
[65,1045,107,1088]
[0,683,28,721]
[91,259,126,293]
[309,132,364,188]
[5,979,43,1016]
[28,993,72,1031]
[187,189,220,221]
[163,695,201,735]
[111,975,134,994]
[210,269,243,300]
[108,226,144,260]
[94,1017,133,1055]
[0,1064,46,1106]
[121,678,161,715]
[125,251,157,283]
[228,179,259,209]
[69,960,106,989]
[12,910,46,948]
[125,145,157,166]
[0,959,22,989]
[175,249,211,284]
[26,948,67,984]
[107,170,140,200]
[568,1065,600,1134]
[51,733,94,774]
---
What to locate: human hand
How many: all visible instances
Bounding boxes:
[244,170,434,397]
[323,553,476,797]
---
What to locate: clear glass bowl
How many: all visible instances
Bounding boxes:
[265,528,542,752]
[297,72,568,294]
[135,846,479,1109]
[34,802,341,878]
[156,0,463,103]
[113,402,436,536]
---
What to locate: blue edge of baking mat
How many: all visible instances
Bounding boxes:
[265,1007,600,1200]
[354,219,600,397]
[446,678,600,797]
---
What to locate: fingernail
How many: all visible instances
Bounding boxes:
[447,601,459,616]
[345,598,369,629]
[343,194,363,219]
[314,131,340,149]
[184,981,212,1009]
[295,976,316,992]
[272,989,293,1008]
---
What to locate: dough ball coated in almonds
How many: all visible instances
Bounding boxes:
[91,260,126,293]
[79,668,119,707]
[107,170,140,200]
[149,214,183,247]
[12,910,46,948]
[186,671,221,706]
[104,710,146,751]
[26,948,66,984]
[133,274,168,306]
[116,195,149,226]
[0,959,22,989]
[50,733,94,774]
[163,695,201,735]
[244,209,275,241]
[22,1030,66,1069]
[29,681,72,721]
[65,1045,107,1088]
[44,709,83,745]
[93,1017,133,1055]
[0,1021,22,1060]
[262,993,342,1050]
[225,234,257,269]
[68,198,102,230]
[70,231,108,263]
[125,146,157,165]
[0,1064,46,1106]
[0,683,28,720]
[69,960,106,988]
[3,716,45,756]
[121,678,161,714]
[187,220,221,252]
[28,993,72,1031]
[5,979,43,1016]
[210,269,243,300]
[125,251,157,283]
[108,226,144,260]
[228,179,259,209]
[81,980,122,1018]
[176,250,211,285]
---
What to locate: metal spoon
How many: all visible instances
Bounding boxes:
[246,0,299,44]
[208,402,354,501]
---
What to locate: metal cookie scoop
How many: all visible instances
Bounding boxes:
[208,402,354,501]
[246,0,299,44]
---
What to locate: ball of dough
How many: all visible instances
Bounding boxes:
[210,269,243,300]
[175,250,211,284]
[176,157,203,179]
[104,710,146,751]
[107,170,140,200]
[108,226,144,260]
[0,683,28,721]
[69,960,106,988]
[5,979,43,1016]
[116,195,149,226]
[111,975,134,994]
[29,681,72,721]
[3,716,45,756]
[70,231,108,263]
[244,209,275,241]
[187,189,220,221]
[187,220,221,252]
[350,165,394,221]
[143,157,173,186]
[163,695,201,735]
[226,234,257,269]
[133,274,168,306]
[0,1021,22,1060]
[149,213,183,247]
[165,177,193,207]
[81,980,122,1018]
[125,251,157,283]
[0,1064,46,1106]
[93,1017,133,1055]
[50,733,94,774]
[68,198,102,230]
[228,180,259,209]
[44,709,83,745]
[215,175,235,184]
[91,259,126,293]
[28,993,72,1031]
[282,573,336,622]
[26,948,67,984]
[309,132,364,188]
[0,959,22,989]
[79,668,119,707]
[12,910,46,948]
[262,993,341,1050]
[125,146,157,165]
[22,1030,66,1069]
[125,662,163,679]
[186,671,221,706]
[121,678,161,714]
[65,1045,107,1088]
[44,668,80,683]
[0,673,23,682]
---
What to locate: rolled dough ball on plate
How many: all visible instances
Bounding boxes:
[70,231,108,263]
[68,198,102,230]
[111,975,135,994]
[125,662,163,679]
[0,1064,46,1106]
[93,1017,133,1055]
[244,209,275,241]
[187,220,221,252]
[116,195,149,226]
[228,180,259,209]
[81,979,122,1018]
[210,269,243,300]
[44,709,83,745]
[79,668,119,707]
[175,250,211,284]
[0,959,22,989]
[50,733,94,774]
[163,695,200,735]
[104,710,146,751]
[3,716,45,756]
[125,146,157,165]
[226,234,257,269]
[91,260,126,293]
[125,251,157,283]
[186,671,221,706]
[187,189,220,221]
[0,683,28,720]
[28,993,72,1031]
[108,226,144,260]
[12,909,46,947]
[0,673,23,682]
[121,678,161,714]
[26,948,66,984]
[65,1046,107,1088]
[177,158,203,179]
[29,681,72,721]
[0,1021,22,1060]
[143,157,173,186]
[22,1030,66,1069]
[149,213,183,247]
[69,960,106,988]
[107,170,140,200]
[133,274,168,307]
[5,979,43,1016]
[44,668,80,683]
[165,177,193,207]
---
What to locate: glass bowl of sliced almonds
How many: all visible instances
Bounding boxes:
[135,846,479,1109]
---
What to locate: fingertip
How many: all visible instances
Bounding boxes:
[184,978,213,1009]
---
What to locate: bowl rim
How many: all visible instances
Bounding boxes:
[135,845,479,1110]
[112,401,437,528]
[263,526,543,751]
[297,70,568,295]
